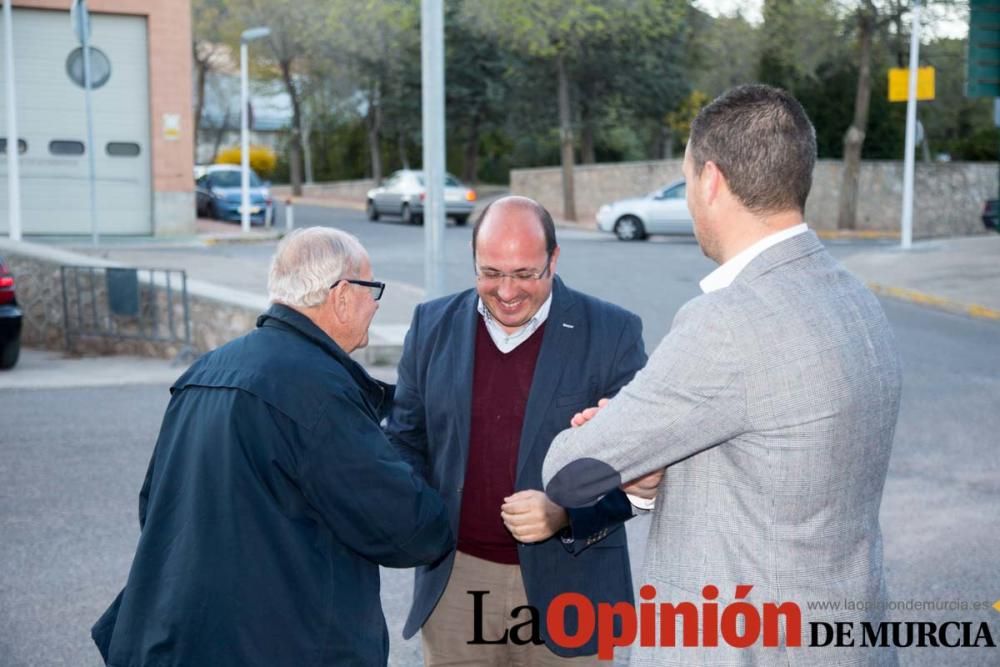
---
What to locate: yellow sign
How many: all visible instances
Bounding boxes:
[888,67,935,102]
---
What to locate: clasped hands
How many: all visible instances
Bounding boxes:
[501,397,663,544]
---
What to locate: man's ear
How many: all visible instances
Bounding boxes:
[328,282,350,324]
[702,160,725,205]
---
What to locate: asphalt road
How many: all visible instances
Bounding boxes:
[4,204,998,665]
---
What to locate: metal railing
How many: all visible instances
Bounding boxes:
[60,265,195,362]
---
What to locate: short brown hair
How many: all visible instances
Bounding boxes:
[688,85,817,214]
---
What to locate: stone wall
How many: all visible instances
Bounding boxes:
[511,159,999,238]
[1,242,262,361]
[272,179,376,202]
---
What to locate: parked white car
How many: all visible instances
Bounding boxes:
[366,169,477,226]
[596,180,694,241]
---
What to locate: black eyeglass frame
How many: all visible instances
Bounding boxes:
[331,278,385,301]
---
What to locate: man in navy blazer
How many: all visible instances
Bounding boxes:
[386,196,647,664]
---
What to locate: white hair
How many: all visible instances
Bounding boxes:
[267,227,368,308]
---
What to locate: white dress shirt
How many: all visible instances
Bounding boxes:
[476,293,552,353]
[699,223,809,294]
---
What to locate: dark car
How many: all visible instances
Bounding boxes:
[0,257,23,370]
[195,165,273,224]
[983,199,998,232]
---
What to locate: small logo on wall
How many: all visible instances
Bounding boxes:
[163,115,181,142]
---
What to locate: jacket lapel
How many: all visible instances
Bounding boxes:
[452,291,480,478]
[516,277,577,482]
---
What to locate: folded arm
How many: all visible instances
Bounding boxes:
[542,298,745,508]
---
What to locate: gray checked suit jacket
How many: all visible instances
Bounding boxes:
[543,231,902,666]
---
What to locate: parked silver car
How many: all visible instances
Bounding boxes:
[366,169,477,225]
[596,180,694,241]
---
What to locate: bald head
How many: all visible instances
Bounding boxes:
[472,196,557,261]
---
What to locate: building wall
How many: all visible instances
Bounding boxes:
[511,159,999,238]
[11,0,195,236]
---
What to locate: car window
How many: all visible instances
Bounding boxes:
[210,170,260,187]
[660,183,685,199]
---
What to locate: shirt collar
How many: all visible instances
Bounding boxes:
[699,223,809,294]
[477,292,552,354]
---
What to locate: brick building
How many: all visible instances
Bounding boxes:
[1,0,195,236]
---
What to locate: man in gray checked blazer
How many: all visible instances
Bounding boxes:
[543,85,902,666]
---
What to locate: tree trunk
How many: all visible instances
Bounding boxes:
[210,106,230,163]
[662,125,674,160]
[302,115,314,184]
[398,131,409,169]
[837,7,875,231]
[557,54,577,221]
[279,58,305,196]
[193,52,209,163]
[367,82,383,183]
[462,117,480,184]
[580,101,596,165]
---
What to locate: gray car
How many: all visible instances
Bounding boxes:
[596,179,694,241]
[366,169,477,225]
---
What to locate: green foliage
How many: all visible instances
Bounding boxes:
[190,0,998,190]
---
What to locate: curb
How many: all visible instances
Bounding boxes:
[867,283,1000,322]
[201,231,284,246]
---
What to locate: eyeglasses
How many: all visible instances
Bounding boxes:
[331,278,385,301]
[475,255,553,283]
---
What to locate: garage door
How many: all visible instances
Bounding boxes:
[0,7,152,235]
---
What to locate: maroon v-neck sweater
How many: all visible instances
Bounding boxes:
[456,317,547,565]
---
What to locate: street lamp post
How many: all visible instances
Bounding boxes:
[240,26,270,233]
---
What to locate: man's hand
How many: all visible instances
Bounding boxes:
[501,490,569,543]
[621,469,664,500]
[570,398,609,428]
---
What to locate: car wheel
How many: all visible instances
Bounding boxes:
[401,203,416,225]
[366,199,379,221]
[615,215,646,241]
[454,215,469,226]
[0,338,19,370]
[207,201,220,220]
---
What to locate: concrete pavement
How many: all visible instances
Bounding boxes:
[74,215,1000,327]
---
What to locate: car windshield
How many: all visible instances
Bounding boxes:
[416,174,463,187]
[211,170,261,188]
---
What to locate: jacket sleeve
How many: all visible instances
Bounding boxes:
[298,392,454,568]
[561,310,647,554]
[543,297,745,509]
[383,305,430,479]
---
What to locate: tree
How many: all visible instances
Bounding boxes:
[324,0,421,184]
[191,0,238,161]
[462,0,684,220]
[226,0,330,195]
[835,0,956,229]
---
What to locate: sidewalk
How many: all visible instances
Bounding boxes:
[835,234,1000,321]
[8,223,997,378]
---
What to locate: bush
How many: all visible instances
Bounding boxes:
[216,145,278,179]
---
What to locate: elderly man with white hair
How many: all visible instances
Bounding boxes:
[92,227,454,667]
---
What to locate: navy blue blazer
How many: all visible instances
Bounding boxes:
[386,276,647,657]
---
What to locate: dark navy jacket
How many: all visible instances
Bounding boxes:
[385,277,646,657]
[92,304,454,667]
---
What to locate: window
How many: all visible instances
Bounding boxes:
[660,183,685,200]
[0,138,27,155]
[50,140,86,156]
[106,142,141,157]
